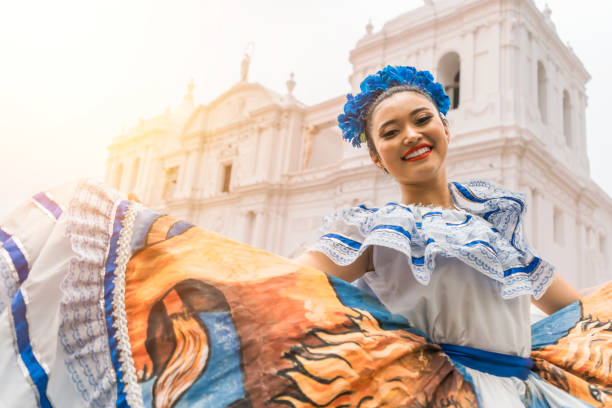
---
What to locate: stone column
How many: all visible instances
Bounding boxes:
[253,210,269,249]
[140,145,154,203]
[117,156,127,193]
[462,29,475,102]
[522,186,534,243]
[531,188,539,249]
[575,219,585,289]
[181,150,198,198]
[502,151,520,191]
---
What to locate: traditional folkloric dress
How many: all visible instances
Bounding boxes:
[0,179,610,408]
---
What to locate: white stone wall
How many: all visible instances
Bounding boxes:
[106,0,611,290]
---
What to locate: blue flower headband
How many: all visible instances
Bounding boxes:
[337,65,450,148]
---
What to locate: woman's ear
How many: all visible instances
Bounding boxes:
[370,151,381,168]
[370,152,387,173]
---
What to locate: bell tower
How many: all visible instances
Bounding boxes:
[348,0,590,176]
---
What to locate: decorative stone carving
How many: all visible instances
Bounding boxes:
[301,124,320,170]
[240,47,251,82]
[286,72,296,95]
[220,143,238,161]
[365,19,374,36]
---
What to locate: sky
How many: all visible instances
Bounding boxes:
[1,0,610,217]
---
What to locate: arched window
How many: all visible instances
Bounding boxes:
[114,162,124,190]
[563,90,572,145]
[221,163,232,193]
[437,52,461,110]
[537,61,547,123]
[130,157,140,190]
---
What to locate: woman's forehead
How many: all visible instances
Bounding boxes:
[372,91,435,121]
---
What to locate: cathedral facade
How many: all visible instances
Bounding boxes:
[106,0,611,290]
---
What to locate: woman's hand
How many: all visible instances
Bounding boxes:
[293,247,373,283]
[532,273,581,315]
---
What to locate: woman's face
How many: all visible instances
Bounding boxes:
[369,91,450,186]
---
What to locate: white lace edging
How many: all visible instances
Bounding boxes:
[112,202,144,408]
[313,180,556,300]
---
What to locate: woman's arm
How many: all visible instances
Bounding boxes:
[294,246,372,283]
[532,273,581,315]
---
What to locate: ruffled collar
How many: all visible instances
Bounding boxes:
[314,180,554,299]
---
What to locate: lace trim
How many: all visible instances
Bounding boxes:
[60,179,125,406]
[111,202,144,408]
[314,180,555,299]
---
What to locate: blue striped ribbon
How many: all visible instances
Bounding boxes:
[11,289,53,407]
[32,193,62,220]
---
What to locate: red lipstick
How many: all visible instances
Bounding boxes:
[402,144,432,162]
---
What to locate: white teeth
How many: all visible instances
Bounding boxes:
[404,147,431,159]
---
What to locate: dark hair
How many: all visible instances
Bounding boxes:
[364,85,449,158]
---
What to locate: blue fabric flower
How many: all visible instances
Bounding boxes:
[338,65,451,148]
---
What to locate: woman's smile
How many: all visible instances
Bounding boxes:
[402,144,433,161]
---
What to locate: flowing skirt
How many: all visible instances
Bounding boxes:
[0,180,610,407]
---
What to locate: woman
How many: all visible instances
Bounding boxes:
[294,65,599,406]
[0,67,609,407]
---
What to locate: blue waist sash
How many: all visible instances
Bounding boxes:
[440,343,533,380]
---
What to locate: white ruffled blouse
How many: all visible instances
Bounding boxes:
[311,180,555,357]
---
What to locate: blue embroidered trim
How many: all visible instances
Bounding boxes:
[103,200,131,408]
[321,233,362,250]
[504,257,540,277]
[314,180,555,299]
[451,182,487,203]
[371,224,412,239]
[411,256,424,265]
[386,202,413,212]
[465,240,497,255]
[358,204,378,212]
[446,214,472,226]
[32,192,63,220]
[453,181,525,247]
[11,289,53,407]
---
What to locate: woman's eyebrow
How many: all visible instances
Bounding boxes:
[410,107,429,115]
[378,119,398,131]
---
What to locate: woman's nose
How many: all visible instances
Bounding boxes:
[403,126,420,143]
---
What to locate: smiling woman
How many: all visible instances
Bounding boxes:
[295,65,609,407]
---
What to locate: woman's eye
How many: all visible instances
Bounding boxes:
[382,130,398,138]
[416,115,432,125]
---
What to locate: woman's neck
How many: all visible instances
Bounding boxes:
[399,177,453,209]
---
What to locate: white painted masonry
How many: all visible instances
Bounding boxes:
[106,0,611,290]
